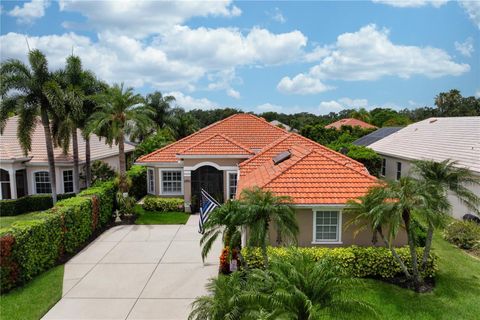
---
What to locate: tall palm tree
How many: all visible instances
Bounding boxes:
[169,108,199,139]
[0,49,59,203]
[242,252,377,320]
[200,200,246,262]
[241,187,298,267]
[412,159,480,270]
[87,83,151,191]
[146,91,175,129]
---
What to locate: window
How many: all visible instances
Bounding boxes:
[35,171,52,194]
[0,169,11,200]
[314,211,341,242]
[381,158,386,176]
[63,170,74,193]
[147,168,155,194]
[228,172,238,199]
[396,162,402,180]
[161,170,182,194]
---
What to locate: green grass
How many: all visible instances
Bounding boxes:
[0,211,44,229]
[0,265,64,320]
[342,235,480,320]
[134,205,190,225]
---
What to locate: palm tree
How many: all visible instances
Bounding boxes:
[412,159,480,270]
[242,252,377,320]
[169,108,199,139]
[87,83,152,191]
[200,200,246,263]
[0,49,59,202]
[146,91,175,129]
[241,187,299,267]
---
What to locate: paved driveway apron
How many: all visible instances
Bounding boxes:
[43,215,221,320]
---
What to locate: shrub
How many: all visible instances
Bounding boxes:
[411,219,427,247]
[91,160,116,184]
[142,196,184,212]
[242,246,437,279]
[444,220,480,250]
[1,212,62,291]
[0,180,117,293]
[126,165,147,200]
[0,193,75,216]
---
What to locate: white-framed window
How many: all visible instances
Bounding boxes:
[160,170,183,195]
[34,171,52,194]
[396,162,402,180]
[63,170,74,193]
[227,172,238,200]
[313,210,342,243]
[147,168,155,194]
[381,158,386,176]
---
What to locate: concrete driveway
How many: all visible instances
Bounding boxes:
[43,215,221,320]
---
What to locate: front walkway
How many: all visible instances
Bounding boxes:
[43,215,222,320]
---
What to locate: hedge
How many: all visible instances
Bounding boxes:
[242,246,437,279]
[0,193,76,217]
[142,195,184,212]
[127,165,147,200]
[0,181,116,293]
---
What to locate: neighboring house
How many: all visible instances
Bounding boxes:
[0,116,135,199]
[269,120,298,133]
[137,114,406,247]
[369,117,480,219]
[353,127,402,146]
[325,118,377,130]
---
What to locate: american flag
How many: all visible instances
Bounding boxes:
[198,188,220,234]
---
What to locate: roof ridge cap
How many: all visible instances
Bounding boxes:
[137,113,243,162]
[239,133,293,168]
[218,133,255,154]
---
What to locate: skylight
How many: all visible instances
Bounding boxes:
[272,150,291,165]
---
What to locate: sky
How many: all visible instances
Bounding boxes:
[1,0,479,115]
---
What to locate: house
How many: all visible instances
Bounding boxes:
[325,118,377,130]
[269,120,297,132]
[137,114,406,247]
[0,116,135,199]
[369,117,480,219]
[353,127,402,146]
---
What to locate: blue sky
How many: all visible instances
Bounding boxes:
[1,0,479,114]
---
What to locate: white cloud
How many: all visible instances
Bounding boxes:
[372,0,447,8]
[459,1,480,29]
[475,89,480,98]
[268,7,286,23]
[59,0,241,38]
[279,24,470,94]
[277,74,332,95]
[455,37,474,57]
[338,98,369,108]
[226,88,241,99]
[256,103,284,112]
[319,100,344,113]
[304,46,331,62]
[167,91,219,110]
[8,0,50,24]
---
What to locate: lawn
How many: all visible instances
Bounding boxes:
[0,211,44,229]
[343,235,480,320]
[0,265,64,320]
[134,205,190,225]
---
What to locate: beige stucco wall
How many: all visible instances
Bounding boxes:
[267,208,408,247]
[182,158,244,168]
[380,154,480,219]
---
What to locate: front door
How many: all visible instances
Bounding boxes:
[191,166,224,212]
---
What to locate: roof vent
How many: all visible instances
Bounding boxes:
[272,150,291,165]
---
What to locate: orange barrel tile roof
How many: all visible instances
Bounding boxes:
[325,118,377,130]
[177,133,254,156]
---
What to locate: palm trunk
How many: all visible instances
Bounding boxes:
[85,134,91,188]
[379,230,411,278]
[403,209,423,291]
[262,219,269,268]
[40,107,57,204]
[420,223,434,271]
[72,127,80,193]
[118,131,127,192]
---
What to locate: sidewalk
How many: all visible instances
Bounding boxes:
[42,215,222,320]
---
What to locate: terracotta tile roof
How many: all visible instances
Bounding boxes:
[238,144,378,204]
[178,134,254,156]
[325,118,376,130]
[137,113,287,163]
[239,132,368,177]
[0,116,134,163]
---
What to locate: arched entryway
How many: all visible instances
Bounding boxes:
[191,165,224,212]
